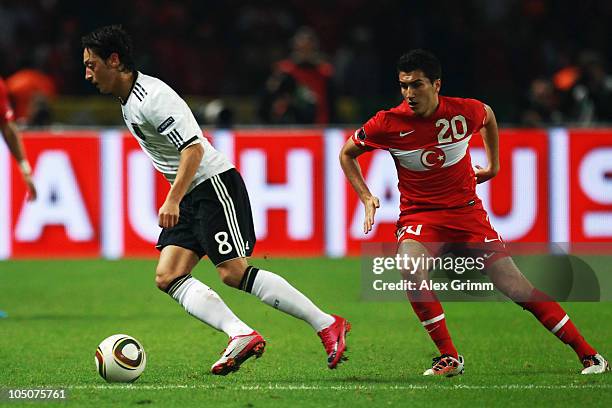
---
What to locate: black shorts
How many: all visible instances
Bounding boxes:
[156,168,256,265]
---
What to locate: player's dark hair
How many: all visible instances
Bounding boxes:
[397,49,441,83]
[81,25,135,73]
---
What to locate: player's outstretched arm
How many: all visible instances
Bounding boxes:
[158,143,204,228]
[339,138,380,234]
[0,121,37,200]
[474,104,500,184]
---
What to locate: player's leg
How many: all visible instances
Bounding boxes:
[399,239,464,376]
[156,185,266,375]
[205,169,349,368]
[156,245,254,338]
[156,245,265,375]
[217,257,335,331]
[461,203,608,373]
[216,256,350,369]
[487,257,608,374]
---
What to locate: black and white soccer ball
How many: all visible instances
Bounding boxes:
[95,334,146,383]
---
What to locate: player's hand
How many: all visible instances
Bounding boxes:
[473,164,498,184]
[362,195,380,234]
[22,174,37,201]
[158,200,180,228]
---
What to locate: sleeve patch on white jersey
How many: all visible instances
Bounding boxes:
[157,116,175,133]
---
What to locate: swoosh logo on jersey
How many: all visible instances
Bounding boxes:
[484,237,500,242]
[399,130,415,137]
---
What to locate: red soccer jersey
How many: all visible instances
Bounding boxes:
[0,77,15,125]
[352,95,487,216]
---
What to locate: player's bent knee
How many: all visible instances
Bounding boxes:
[155,266,186,292]
[155,268,174,291]
[216,258,249,288]
[217,266,243,288]
[155,274,169,291]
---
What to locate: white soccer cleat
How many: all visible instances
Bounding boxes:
[210,331,265,375]
[423,354,465,377]
[581,354,610,375]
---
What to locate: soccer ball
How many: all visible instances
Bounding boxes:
[95,334,146,383]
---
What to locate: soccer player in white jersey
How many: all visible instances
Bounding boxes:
[82,25,349,375]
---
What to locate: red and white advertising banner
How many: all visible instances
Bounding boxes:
[225,129,326,257]
[323,129,401,257]
[471,129,549,242]
[1,131,101,258]
[567,130,612,242]
[117,131,169,257]
[98,129,325,259]
[0,128,610,259]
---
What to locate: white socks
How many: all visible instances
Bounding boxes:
[166,268,336,336]
[243,267,334,331]
[167,274,253,338]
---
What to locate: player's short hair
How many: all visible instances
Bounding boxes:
[81,25,135,73]
[397,49,442,83]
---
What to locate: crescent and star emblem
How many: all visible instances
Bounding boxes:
[420,147,446,169]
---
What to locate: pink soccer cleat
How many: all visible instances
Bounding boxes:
[317,314,351,369]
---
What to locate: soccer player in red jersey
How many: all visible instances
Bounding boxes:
[339,49,609,376]
[0,76,36,201]
[0,75,36,319]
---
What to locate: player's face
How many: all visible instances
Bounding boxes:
[83,48,118,95]
[398,70,441,117]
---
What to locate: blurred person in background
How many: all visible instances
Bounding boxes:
[260,27,335,124]
[561,51,612,125]
[521,78,563,127]
[259,68,317,124]
[6,68,56,126]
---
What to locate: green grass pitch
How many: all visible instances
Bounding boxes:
[1,258,611,407]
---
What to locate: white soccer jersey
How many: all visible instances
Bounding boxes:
[120,72,233,192]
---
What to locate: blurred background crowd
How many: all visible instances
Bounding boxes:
[0,0,610,127]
